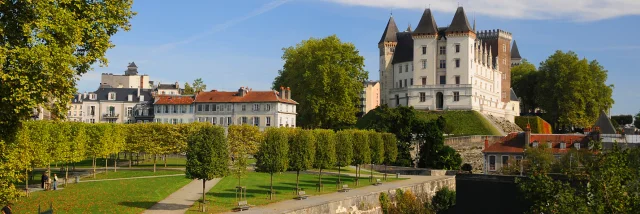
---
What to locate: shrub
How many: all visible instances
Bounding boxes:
[431,187,456,214]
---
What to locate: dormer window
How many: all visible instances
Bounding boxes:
[108,92,116,100]
[560,142,566,149]
[89,93,97,100]
[532,141,538,148]
[574,141,581,150]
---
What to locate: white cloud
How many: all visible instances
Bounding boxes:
[326,0,640,21]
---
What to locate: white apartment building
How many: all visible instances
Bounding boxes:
[153,95,196,124]
[69,88,154,123]
[194,87,297,130]
[378,7,520,122]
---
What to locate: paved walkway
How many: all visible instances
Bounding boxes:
[143,178,221,214]
[224,175,452,214]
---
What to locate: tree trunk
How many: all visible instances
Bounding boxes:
[65,163,69,187]
[296,170,300,191]
[384,164,387,181]
[153,154,157,172]
[318,168,323,192]
[270,173,274,200]
[25,169,29,197]
[129,152,132,168]
[370,163,374,182]
[73,162,76,171]
[105,156,108,174]
[164,154,167,168]
[92,157,96,178]
[202,179,206,203]
[338,166,341,184]
[114,155,118,172]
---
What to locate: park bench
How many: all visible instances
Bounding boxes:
[339,184,351,192]
[235,200,250,211]
[295,191,308,200]
[374,179,383,186]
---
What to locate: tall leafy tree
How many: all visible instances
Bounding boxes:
[66,122,87,178]
[0,1,135,139]
[368,131,384,182]
[256,128,289,200]
[635,112,640,130]
[313,129,336,189]
[183,82,195,95]
[228,125,263,187]
[611,115,633,126]
[335,130,354,184]
[272,35,368,129]
[511,60,539,114]
[288,129,316,191]
[382,133,398,180]
[352,130,371,185]
[185,125,229,206]
[192,78,207,93]
[537,51,614,130]
[416,120,461,170]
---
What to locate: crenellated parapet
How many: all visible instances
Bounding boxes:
[476,29,512,40]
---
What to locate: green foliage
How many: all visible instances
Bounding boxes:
[635,111,640,129]
[523,145,555,173]
[537,50,614,128]
[511,59,539,113]
[183,82,194,95]
[288,129,316,171]
[183,78,206,95]
[386,189,433,214]
[379,192,391,214]
[313,129,337,170]
[611,115,633,126]
[0,1,135,138]
[368,131,384,165]
[185,125,229,181]
[431,187,456,214]
[382,133,398,165]
[272,35,368,129]
[228,125,263,185]
[352,130,371,166]
[335,130,354,167]
[256,128,290,174]
[415,119,461,170]
[515,116,553,134]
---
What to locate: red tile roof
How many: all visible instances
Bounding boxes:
[483,132,592,154]
[154,95,195,105]
[195,90,297,104]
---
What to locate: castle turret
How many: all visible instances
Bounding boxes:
[445,7,474,35]
[511,40,522,67]
[412,8,439,86]
[379,16,399,106]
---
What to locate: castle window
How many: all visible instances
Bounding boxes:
[422,77,427,86]
[395,95,400,106]
[455,76,460,85]
[439,75,446,85]
[422,46,427,55]
[503,44,506,52]
[421,60,427,69]
[439,46,446,55]
[398,80,402,88]
[419,93,426,102]
[453,92,460,102]
[404,79,407,88]
[439,60,446,68]
[455,59,460,68]
[405,65,408,73]
[455,44,460,53]
[410,78,413,86]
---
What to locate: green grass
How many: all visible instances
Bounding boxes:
[82,170,184,180]
[417,110,502,136]
[12,175,192,214]
[186,171,405,213]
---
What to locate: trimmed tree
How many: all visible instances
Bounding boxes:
[368,131,385,182]
[313,129,336,191]
[228,125,263,188]
[256,128,289,200]
[335,130,354,184]
[382,133,398,180]
[185,124,229,209]
[352,130,370,186]
[288,129,316,191]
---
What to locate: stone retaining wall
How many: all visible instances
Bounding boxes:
[444,135,503,173]
[283,177,456,214]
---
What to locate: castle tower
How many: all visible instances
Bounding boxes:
[511,40,522,67]
[477,29,513,102]
[378,16,399,106]
[445,7,475,87]
[412,8,439,86]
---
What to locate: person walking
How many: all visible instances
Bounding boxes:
[43,173,49,190]
[52,174,58,190]
[1,203,12,214]
[40,172,46,189]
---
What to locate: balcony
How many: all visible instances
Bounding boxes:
[102,113,119,119]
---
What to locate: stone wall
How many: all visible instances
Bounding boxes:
[444,135,503,173]
[283,177,456,214]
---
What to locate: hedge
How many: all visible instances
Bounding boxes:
[515,116,552,134]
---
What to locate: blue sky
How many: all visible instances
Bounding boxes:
[79,0,640,115]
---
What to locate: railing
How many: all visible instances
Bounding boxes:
[601,134,640,143]
[409,84,472,89]
[102,113,119,118]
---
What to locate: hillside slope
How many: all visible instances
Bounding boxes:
[417,110,502,136]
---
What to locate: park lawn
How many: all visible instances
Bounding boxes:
[82,170,184,180]
[12,175,192,214]
[186,171,405,213]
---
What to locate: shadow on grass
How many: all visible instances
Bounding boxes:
[119,201,192,210]
[118,201,158,209]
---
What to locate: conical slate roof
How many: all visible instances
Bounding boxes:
[379,16,399,44]
[511,40,522,59]
[413,9,438,35]
[594,110,616,134]
[128,62,138,68]
[445,7,473,33]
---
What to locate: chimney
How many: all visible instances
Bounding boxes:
[484,136,489,150]
[286,87,291,100]
[78,93,83,102]
[175,81,179,89]
[238,87,246,97]
[525,122,531,148]
[128,94,133,102]
[137,87,141,97]
[280,86,285,99]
